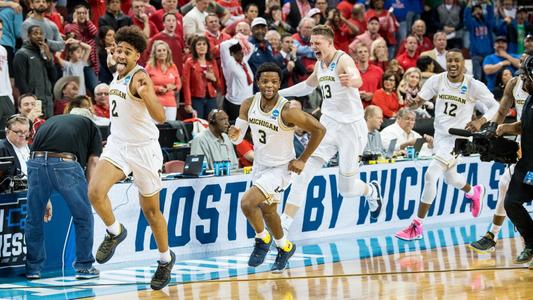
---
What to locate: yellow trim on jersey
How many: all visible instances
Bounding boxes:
[277,99,294,131]
[258,94,282,116]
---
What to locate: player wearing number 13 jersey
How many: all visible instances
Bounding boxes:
[395,49,499,241]
[277,25,383,236]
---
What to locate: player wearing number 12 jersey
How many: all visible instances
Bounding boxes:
[277,25,383,235]
[395,49,499,241]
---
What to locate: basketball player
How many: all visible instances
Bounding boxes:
[469,52,532,253]
[228,62,325,272]
[87,26,174,290]
[395,49,499,241]
[276,25,383,235]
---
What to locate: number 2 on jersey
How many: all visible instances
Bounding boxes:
[258,130,266,144]
[443,102,457,117]
[321,84,332,99]
[111,100,118,117]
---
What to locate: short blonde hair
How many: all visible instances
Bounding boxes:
[369,37,387,61]
[147,40,174,68]
[311,24,334,40]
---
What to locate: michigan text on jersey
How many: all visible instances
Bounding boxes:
[109,89,127,99]
[249,117,279,131]
[438,94,467,104]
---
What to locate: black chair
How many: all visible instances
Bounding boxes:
[166,120,192,143]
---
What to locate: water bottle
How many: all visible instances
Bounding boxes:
[202,160,208,175]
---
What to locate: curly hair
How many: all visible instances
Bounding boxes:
[115,25,147,54]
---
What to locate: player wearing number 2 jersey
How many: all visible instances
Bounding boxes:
[228,62,325,273]
[87,26,175,290]
[277,25,383,236]
[395,49,499,241]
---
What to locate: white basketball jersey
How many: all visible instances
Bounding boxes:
[247,93,295,167]
[433,73,477,136]
[316,51,364,123]
[108,65,159,144]
[513,77,528,120]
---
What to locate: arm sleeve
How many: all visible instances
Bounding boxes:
[182,60,192,105]
[13,53,30,93]
[231,118,249,145]
[278,81,316,98]
[47,24,65,52]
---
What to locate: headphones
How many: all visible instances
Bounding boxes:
[209,109,220,125]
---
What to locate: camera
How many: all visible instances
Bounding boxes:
[449,123,519,164]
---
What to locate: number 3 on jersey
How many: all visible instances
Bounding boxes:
[443,102,457,117]
[321,84,332,99]
[258,129,266,144]
[111,99,118,117]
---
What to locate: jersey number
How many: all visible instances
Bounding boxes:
[321,84,332,99]
[443,102,457,117]
[258,130,266,144]
[111,100,118,117]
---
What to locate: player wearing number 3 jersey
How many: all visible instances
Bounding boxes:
[395,49,499,241]
[277,25,384,236]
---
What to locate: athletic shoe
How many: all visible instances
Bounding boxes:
[150,250,176,290]
[514,248,533,264]
[96,224,127,264]
[248,235,272,267]
[368,181,383,220]
[75,266,100,280]
[469,232,496,254]
[271,243,296,273]
[394,219,423,241]
[528,260,533,270]
[466,185,485,217]
[26,271,41,280]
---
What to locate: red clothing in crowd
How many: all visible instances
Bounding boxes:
[146,63,181,107]
[236,140,253,167]
[143,32,184,74]
[54,99,69,115]
[396,51,419,71]
[349,17,367,34]
[205,30,231,95]
[88,0,106,25]
[121,0,132,17]
[370,60,389,72]
[93,103,109,119]
[222,19,251,37]
[358,63,383,107]
[365,9,398,46]
[217,0,243,16]
[29,118,45,145]
[332,24,353,53]
[149,9,185,48]
[337,0,354,19]
[64,21,99,74]
[371,89,402,118]
[182,58,222,106]
[131,16,159,38]
[45,12,64,34]
[292,32,316,76]
[396,36,433,56]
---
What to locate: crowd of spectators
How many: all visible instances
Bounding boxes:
[0,0,532,169]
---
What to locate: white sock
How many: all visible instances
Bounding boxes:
[280,214,294,231]
[415,217,424,224]
[106,221,121,236]
[466,187,475,197]
[364,183,374,197]
[274,236,288,249]
[255,229,268,239]
[159,250,171,263]
[489,224,501,240]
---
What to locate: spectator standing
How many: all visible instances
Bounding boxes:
[17,94,45,143]
[0,115,31,176]
[483,36,520,90]
[385,0,423,42]
[25,114,102,280]
[0,19,13,129]
[146,40,182,121]
[266,30,281,55]
[371,70,401,118]
[182,35,222,119]
[420,31,447,71]
[145,13,184,74]
[98,0,132,31]
[0,2,23,81]
[247,17,275,88]
[130,0,159,38]
[292,17,316,77]
[369,37,389,71]
[274,34,307,89]
[268,5,293,34]
[93,83,110,119]
[314,0,328,25]
[435,0,464,49]
[325,8,358,53]
[97,26,115,84]
[21,0,65,53]
[55,40,92,96]
[365,0,399,57]
[348,4,366,35]
[396,35,419,71]
[150,0,184,50]
[282,0,312,31]
[13,26,56,118]
[52,76,80,115]
[220,39,254,121]
[356,43,383,107]
[464,1,494,81]
[349,16,382,58]
[183,0,209,39]
[87,0,106,25]
[397,20,433,56]
[398,67,432,118]
[205,13,231,84]
[64,5,99,75]
[222,3,257,36]
[190,109,238,169]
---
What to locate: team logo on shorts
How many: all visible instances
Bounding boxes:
[460,85,467,94]
[271,109,280,119]
[329,62,336,71]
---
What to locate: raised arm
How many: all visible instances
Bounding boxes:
[278,66,319,97]
[131,71,165,123]
[492,77,518,124]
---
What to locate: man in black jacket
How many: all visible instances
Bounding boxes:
[0,115,31,177]
[98,0,132,31]
[13,25,56,118]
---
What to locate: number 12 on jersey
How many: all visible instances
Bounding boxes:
[443,102,457,117]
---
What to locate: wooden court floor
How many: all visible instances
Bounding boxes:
[86,236,533,300]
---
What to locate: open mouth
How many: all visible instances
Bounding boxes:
[116,63,127,72]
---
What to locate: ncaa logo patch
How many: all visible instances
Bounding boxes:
[124,75,132,85]
[460,85,467,94]
[272,109,280,119]
[329,62,336,71]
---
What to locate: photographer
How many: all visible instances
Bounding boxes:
[498,56,533,267]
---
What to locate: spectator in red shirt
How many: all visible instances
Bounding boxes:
[396,35,419,71]
[127,0,156,17]
[325,9,358,53]
[371,70,401,118]
[365,0,399,56]
[349,3,366,35]
[217,0,243,17]
[205,13,231,94]
[144,13,184,74]
[369,37,389,71]
[149,0,184,49]
[17,93,45,144]
[146,40,181,121]
[355,43,383,107]
[236,132,254,167]
[64,4,99,75]
[222,3,257,36]
[87,0,106,26]
[182,36,222,120]
[396,20,433,56]
[131,0,159,38]
[336,0,355,19]
[93,83,110,119]
[45,0,64,34]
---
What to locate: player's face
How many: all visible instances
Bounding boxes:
[446,52,464,79]
[258,71,281,100]
[310,35,333,61]
[114,41,140,76]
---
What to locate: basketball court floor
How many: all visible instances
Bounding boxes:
[1,216,531,299]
